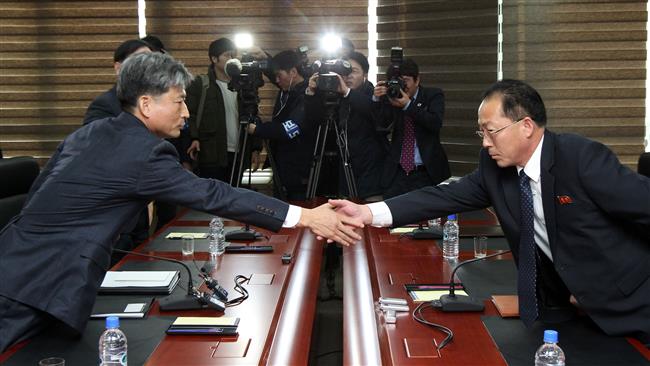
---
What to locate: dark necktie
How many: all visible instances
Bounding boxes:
[518,170,538,327]
[400,115,415,174]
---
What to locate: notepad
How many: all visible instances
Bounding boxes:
[404,283,468,302]
[410,290,469,302]
[91,297,154,319]
[99,270,180,294]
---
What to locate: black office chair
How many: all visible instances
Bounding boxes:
[0,156,40,229]
[638,152,650,178]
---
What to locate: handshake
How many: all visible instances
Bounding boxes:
[296,199,374,246]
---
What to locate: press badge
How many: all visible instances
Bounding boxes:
[282,120,300,139]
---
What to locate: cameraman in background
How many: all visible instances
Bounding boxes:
[186,38,265,183]
[305,51,388,201]
[372,56,450,198]
[247,50,316,200]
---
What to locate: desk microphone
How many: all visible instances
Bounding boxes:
[112,248,215,311]
[439,249,511,312]
[225,224,263,241]
[408,222,443,240]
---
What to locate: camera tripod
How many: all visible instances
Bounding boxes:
[306,98,358,199]
[226,93,264,241]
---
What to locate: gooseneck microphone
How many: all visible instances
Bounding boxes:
[111,249,223,311]
[439,249,511,312]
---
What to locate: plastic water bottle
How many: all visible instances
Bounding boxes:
[535,330,565,366]
[99,316,127,366]
[208,217,224,256]
[442,214,459,260]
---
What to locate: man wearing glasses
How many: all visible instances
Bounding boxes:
[330,79,650,345]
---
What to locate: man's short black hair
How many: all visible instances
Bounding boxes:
[141,35,166,53]
[208,38,236,59]
[481,79,547,127]
[113,39,151,63]
[346,51,369,74]
[386,58,419,80]
[272,50,302,73]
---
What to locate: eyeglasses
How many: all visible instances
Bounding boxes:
[475,117,526,140]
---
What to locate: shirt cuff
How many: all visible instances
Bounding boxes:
[372,95,380,102]
[282,204,302,228]
[402,99,412,111]
[368,202,393,227]
[343,88,351,98]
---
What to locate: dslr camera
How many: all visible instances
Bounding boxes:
[313,59,352,93]
[296,45,313,78]
[386,47,405,99]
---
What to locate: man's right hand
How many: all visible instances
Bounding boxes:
[374,81,388,98]
[328,199,373,226]
[187,140,200,160]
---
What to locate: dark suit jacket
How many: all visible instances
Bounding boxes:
[253,81,316,197]
[82,86,122,125]
[373,85,451,189]
[386,130,650,337]
[0,112,289,333]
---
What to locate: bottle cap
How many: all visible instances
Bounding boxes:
[447,214,457,220]
[543,330,558,343]
[106,316,120,329]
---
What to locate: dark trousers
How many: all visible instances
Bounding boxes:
[0,295,51,353]
[384,165,433,199]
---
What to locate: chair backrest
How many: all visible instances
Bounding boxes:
[0,156,40,228]
[638,152,650,178]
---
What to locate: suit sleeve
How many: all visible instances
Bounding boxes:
[135,141,289,231]
[577,139,650,229]
[385,162,491,227]
[406,88,444,133]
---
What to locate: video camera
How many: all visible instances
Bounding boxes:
[313,58,352,94]
[225,53,271,116]
[386,47,405,99]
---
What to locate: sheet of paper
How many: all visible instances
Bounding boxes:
[165,232,208,239]
[124,303,146,313]
[389,227,416,234]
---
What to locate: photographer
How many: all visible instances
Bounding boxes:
[372,58,450,198]
[247,50,316,200]
[186,38,264,182]
[305,52,388,200]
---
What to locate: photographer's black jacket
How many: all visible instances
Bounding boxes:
[253,80,315,199]
[305,81,389,199]
[372,85,450,192]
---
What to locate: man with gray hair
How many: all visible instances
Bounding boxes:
[0,52,361,352]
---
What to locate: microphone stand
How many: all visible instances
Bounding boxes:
[439,250,511,312]
[112,249,206,311]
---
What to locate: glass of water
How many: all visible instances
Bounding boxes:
[473,236,488,258]
[181,235,194,256]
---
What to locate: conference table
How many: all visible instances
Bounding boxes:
[2,205,649,365]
